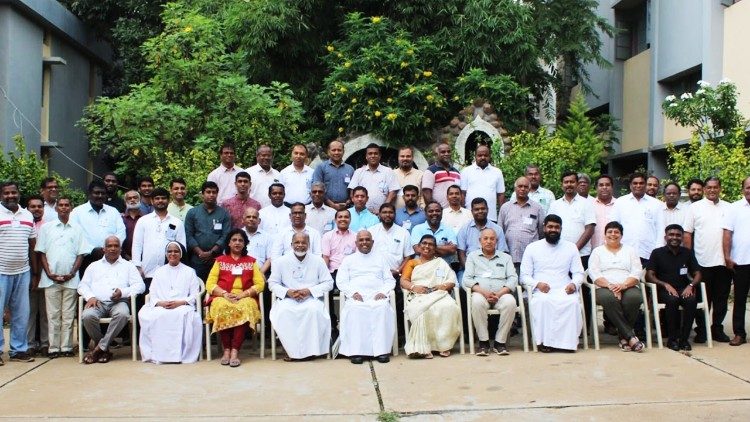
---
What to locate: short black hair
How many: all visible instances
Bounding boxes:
[604,221,623,234]
[470,197,487,208]
[170,177,187,188]
[352,186,368,196]
[560,170,578,182]
[544,214,562,226]
[139,176,155,186]
[664,224,684,234]
[268,183,285,194]
[402,185,419,195]
[629,172,647,184]
[201,181,219,193]
[40,177,57,190]
[379,203,395,213]
[595,174,614,185]
[235,171,251,181]
[687,178,704,189]
[87,179,106,193]
[151,187,170,199]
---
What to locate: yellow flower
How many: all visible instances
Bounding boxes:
[426,95,434,101]
[183,26,193,33]
[425,118,431,123]
[327,45,335,52]
[409,87,416,93]
[133,148,140,156]
[339,87,347,93]
[378,77,385,83]
[351,98,357,104]
[406,49,414,55]
[337,53,343,58]
[344,61,352,68]
[347,108,353,113]
[423,71,432,77]
[374,110,382,117]
[386,113,397,121]
[400,61,409,68]
[453,95,459,101]
[367,100,374,105]
[338,127,344,133]
[371,16,382,24]
[386,98,393,103]
[414,73,420,79]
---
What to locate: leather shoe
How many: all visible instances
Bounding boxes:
[729,335,747,346]
[376,354,390,363]
[712,330,731,343]
[350,356,364,364]
[679,340,692,351]
[667,339,680,351]
[693,333,707,344]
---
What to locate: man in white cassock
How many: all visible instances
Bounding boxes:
[269,232,333,361]
[521,214,584,352]
[337,230,396,364]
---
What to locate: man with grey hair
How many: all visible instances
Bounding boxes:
[511,164,555,213]
[121,190,142,260]
[577,173,592,201]
[306,181,336,235]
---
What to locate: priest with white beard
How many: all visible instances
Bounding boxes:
[336,230,396,364]
[521,214,584,352]
[269,232,333,361]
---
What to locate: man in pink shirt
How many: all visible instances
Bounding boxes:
[321,208,357,338]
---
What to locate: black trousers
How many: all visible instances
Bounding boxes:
[659,286,698,342]
[694,265,732,332]
[732,265,750,337]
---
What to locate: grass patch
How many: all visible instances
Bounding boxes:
[378,410,400,422]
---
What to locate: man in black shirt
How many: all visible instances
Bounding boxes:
[646,224,702,351]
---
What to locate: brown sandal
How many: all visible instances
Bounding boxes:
[83,349,99,364]
[97,351,113,363]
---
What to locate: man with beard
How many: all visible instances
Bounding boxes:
[167,177,193,222]
[120,190,142,260]
[422,142,461,208]
[103,172,125,212]
[25,196,47,356]
[410,202,458,264]
[221,171,261,229]
[348,143,400,213]
[312,139,354,211]
[499,177,545,274]
[590,175,616,249]
[395,185,426,233]
[394,146,423,209]
[460,144,505,222]
[248,145,280,208]
[40,177,59,222]
[207,144,243,203]
[647,225,702,351]
[272,203,322,260]
[337,230,396,364]
[184,181,231,280]
[138,177,155,215]
[71,180,126,274]
[511,165,555,214]
[646,176,661,198]
[687,179,704,203]
[259,183,291,232]
[521,214,584,352]
[661,182,686,229]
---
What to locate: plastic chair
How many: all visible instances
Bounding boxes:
[644,278,713,349]
[204,290,265,361]
[585,270,652,350]
[401,285,465,355]
[338,290,399,357]
[465,285,529,354]
[524,283,588,352]
[270,294,331,360]
[78,294,138,363]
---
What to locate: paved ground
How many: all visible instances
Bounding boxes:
[2,308,750,420]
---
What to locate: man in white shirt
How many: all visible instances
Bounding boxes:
[271,203,322,261]
[611,173,664,264]
[78,236,145,364]
[306,182,336,235]
[247,145,280,208]
[348,143,400,213]
[521,214,584,352]
[683,177,731,343]
[511,165,555,213]
[370,204,412,279]
[259,183,291,233]
[268,232,334,360]
[40,177,59,222]
[723,176,750,346]
[576,173,592,200]
[646,176,660,198]
[167,177,193,222]
[442,185,472,233]
[461,144,505,222]
[337,230,396,364]
[279,144,314,205]
[661,182,686,229]
[242,207,273,275]
[207,144,243,203]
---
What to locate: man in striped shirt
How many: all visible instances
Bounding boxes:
[422,143,461,208]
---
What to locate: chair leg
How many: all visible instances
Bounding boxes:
[467,298,475,355]
[591,287,600,351]
[271,327,276,360]
[651,295,664,350]
[580,294,588,350]
[78,298,84,363]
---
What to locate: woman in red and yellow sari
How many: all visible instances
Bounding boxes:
[205,228,264,367]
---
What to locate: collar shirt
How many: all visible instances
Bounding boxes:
[394,168,424,209]
[280,164,314,204]
[512,187,555,214]
[321,229,357,272]
[258,204,291,233]
[207,164,242,203]
[271,225,322,261]
[34,219,89,288]
[498,199,544,263]
[167,202,193,222]
[268,253,333,300]
[305,203,336,234]
[184,205,231,261]
[0,204,36,274]
[460,163,506,221]
[723,199,750,265]
[611,193,664,260]
[457,220,509,255]
[131,212,187,278]
[463,249,517,292]
[348,206,379,231]
[138,201,153,215]
[336,251,394,299]
[369,223,412,271]
[70,202,126,253]
[242,228,274,267]
[683,198,730,267]
[410,222,458,263]
[78,256,145,301]
[348,164,400,213]
[661,201,686,234]
[590,196,616,249]
[247,164,281,208]
[42,201,58,222]
[442,206,473,234]
[422,164,461,208]
[549,194,596,256]
[646,246,700,289]
[395,207,426,232]
[520,239,584,291]
[221,195,262,229]
[312,160,354,203]
[588,244,642,284]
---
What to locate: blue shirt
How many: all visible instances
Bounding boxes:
[395,207,426,232]
[312,160,354,204]
[410,222,458,263]
[348,207,379,231]
[457,220,509,255]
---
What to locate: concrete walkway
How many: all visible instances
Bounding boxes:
[2,328,750,421]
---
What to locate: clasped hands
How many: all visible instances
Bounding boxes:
[287,288,312,302]
[156,300,188,309]
[352,292,387,302]
[536,282,576,295]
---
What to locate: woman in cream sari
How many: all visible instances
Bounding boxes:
[401,234,461,358]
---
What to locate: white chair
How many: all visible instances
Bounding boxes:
[401,285,465,355]
[524,284,588,352]
[78,294,138,363]
[645,278,713,349]
[204,290,265,361]
[465,285,529,354]
[142,280,205,359]
[271,294,331,360]
[338,290,399,357]
[585,270,652,350]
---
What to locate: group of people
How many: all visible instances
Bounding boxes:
[2,139,750,368]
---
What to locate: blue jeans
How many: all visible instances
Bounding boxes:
[0,271,31,355]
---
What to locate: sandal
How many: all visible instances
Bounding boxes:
[229,358,241,367]
[629,337,645,353]
[97,351,113,363]
[83,348,101,365]
[283,356,294,362]
[439,350,451,358]
[423,352,433,359]
[619,339,631,352]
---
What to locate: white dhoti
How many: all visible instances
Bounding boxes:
[270,297,331,359]
[339,299,395,357]
[138,305,202,363]
[529,289,582,350]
